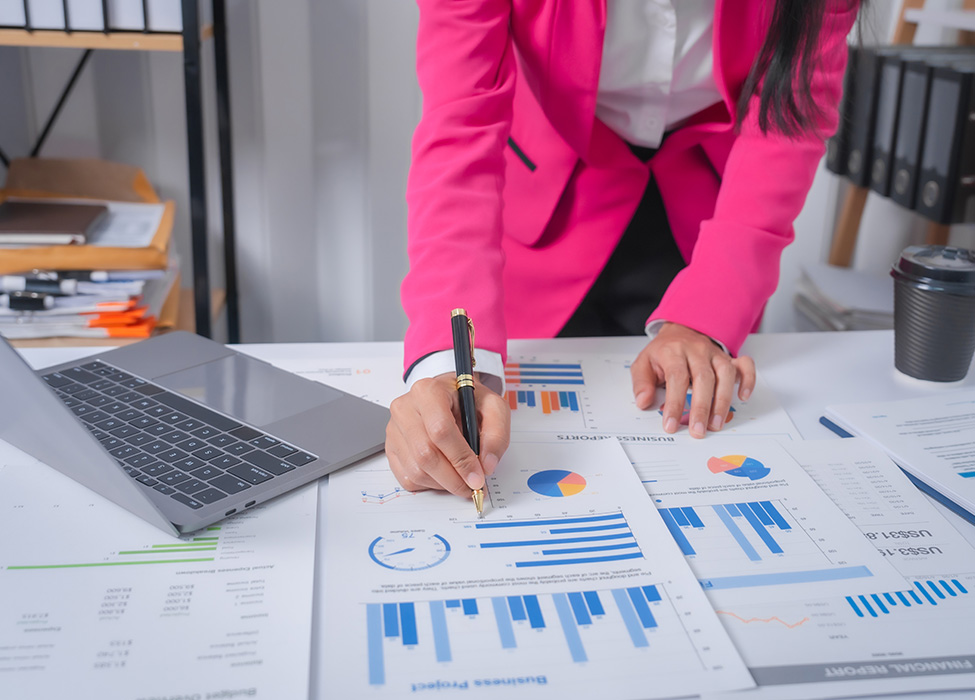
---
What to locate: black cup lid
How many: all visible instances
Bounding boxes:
[891,245,975,294]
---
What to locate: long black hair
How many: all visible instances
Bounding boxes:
[739,0,862,136]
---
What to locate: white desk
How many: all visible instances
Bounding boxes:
[13,330,975,699]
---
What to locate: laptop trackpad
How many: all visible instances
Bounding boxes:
[154,354,341,427]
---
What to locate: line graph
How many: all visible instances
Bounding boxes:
[716,610,811,629]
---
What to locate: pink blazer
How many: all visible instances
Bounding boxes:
[402,0,858,374]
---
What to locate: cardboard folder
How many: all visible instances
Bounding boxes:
[0,158,173,275]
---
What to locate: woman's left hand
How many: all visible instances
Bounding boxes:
[630,322,756,438]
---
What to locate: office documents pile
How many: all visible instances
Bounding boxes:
[0,159,178,340]
[828,44,975,224]
[793,262,894,331]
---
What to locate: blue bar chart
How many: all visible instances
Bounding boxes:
[504,362,590,430]
[473,512,644,568]
[845,579,970,619]
[365,585,678,686]
[658,500,877,590]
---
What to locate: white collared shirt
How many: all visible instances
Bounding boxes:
[597,0,720,148]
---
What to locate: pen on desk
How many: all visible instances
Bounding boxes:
[451,308,484,517]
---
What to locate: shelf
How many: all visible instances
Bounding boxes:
[0,26,213,52]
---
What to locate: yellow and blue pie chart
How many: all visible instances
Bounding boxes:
[527,469,587,497]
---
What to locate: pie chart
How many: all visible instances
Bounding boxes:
[707,454,770,481]
[527,469,587,497]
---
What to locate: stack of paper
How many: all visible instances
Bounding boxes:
[824,390,975,523]
[793,262,894,331]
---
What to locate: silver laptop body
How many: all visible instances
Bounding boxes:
[0,331,390,535]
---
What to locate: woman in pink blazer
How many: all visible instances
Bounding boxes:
[388,0,860,496]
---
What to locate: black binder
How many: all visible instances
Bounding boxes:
[844,47,887,186]
[826,45,858,177]
[869,55,908,196]
[915,63,975,223]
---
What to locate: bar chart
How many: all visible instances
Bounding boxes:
[365,584,700,687]
[845,578,970,619]
[470,511,643,568]
[505,361,590,431]
[658,500,876,590]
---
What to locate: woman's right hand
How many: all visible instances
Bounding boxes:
[385,373,511,497]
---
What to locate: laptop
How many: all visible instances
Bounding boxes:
[0,331,390,536]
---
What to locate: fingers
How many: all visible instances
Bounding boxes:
[384,374,512,500]
[477,385,511,478]
[634,324,757,439]
[630,346,661,410]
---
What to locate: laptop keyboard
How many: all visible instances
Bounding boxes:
[42,360,318,512]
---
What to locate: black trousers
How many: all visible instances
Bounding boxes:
[558,143,686,337]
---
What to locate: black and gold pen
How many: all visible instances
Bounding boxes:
[451,308,484,517]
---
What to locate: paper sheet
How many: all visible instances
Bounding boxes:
[0,443,318,699]
[320,437,755,699]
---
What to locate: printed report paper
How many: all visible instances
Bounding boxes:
[825,390,975,519]
[0,444,318,699]
[320,437,754,699]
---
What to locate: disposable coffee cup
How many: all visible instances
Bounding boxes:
[890,245,975,382]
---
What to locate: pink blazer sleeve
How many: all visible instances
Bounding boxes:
[401,0,515,375]
[648,4,858,355]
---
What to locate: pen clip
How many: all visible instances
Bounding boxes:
[467,317,476,369]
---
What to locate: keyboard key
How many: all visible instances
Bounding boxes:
[58,395,80,408]
[171,493,204,509]
[102,402,128,414]
[228,464,273,485]
[159,412,190,425]
[59,382,87,395]
[143,441,169,454]
[73,389,99,401]
[211,455,242,470]
[175,438,206,453]
[42,372,72,388]
[120,377,148,389]
[209,474,250,494]
[136,474,159,486]
[105,371,132,382]
[225,441,255,456]
[126,454,155,468]
[207,434,236,448]
[110,425,140,439]
[160,430,191,444]
[229,426,262,442]
[94,417,125,431]
[86,395,114,408]
[135,384,164,396]
[102,385,128,397]
[129,416,160,430]
[175,419,206,433]
[145,405,171,418]
[175,478,208,495]
[155,392,241,432]
[153,483,177,495]
[159,471,191,486]
[142,463,174,477]
[249,435,279,450]
[130,398,159,411]
[146,423,173,436]
[159,449,189,463]
[241,451,295,476]
[174,457,207,472]
[116,392,143,403]
[193,488,228,504]
[116,409,143,422]
[126,433,154,447]
[110,445,139,460]
[286,451,317,467]
[193,446,223,461]
[190,465,222,480]
[90,379,115,391]
[99,437,125,450]
[268,444,298,458]
[80,361,109,372]
[62,366,101,384]
[192,426,219,439]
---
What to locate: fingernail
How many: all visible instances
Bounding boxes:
[665,417,678,433]
[710,414,723,431]
[692,422,706,438]
[482,453,499,476]
[466,471,484,490]
[635,390,651,409]
[740,388,751,402]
